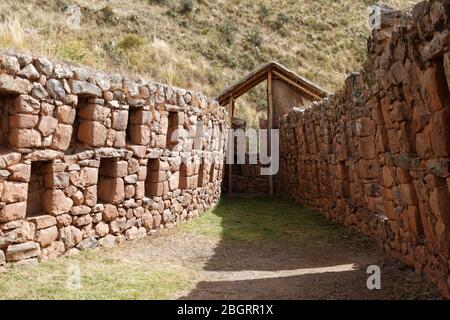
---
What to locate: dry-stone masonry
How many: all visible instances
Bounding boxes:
[0,51,226,266]
[279,0,450,297]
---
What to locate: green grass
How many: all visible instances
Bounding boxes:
[0,250,194,299]
[182,196,349,244]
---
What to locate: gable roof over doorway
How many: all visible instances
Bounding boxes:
[216,61,329,106]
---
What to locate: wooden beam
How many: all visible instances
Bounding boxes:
[231,98,235,119]
[267,70,274,196]
[228,99,233,196]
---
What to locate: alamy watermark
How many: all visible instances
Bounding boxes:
[66,264,81,290]
[166,122,280,176]
[366,265,381,290]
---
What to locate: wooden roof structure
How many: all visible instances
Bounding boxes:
[216,61,329,106]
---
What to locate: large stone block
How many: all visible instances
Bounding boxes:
[145,181,168,197]
[80,167,98,187]
[1,181,28,203]
[421,64,448,111]
[36,116,58,137]
[111,110,128,130]
[77,121,107,147]
[44,172,70,189]
[430,108,450,157]
[0,74,32,94]
[43,189,73,215]
[429,186,450,224]
[68,80,102,97]
[28,215,57,229]
[0,202,27,223]
[55,105,76,124]
[9,114,39,129]
[99,159,127,178]
[59,225,83,249]
[78,104,111,121]
[5,241,40,261]
[98,177,124,204]
[128,125,151,145]
[36,226,58,248]
[8,129,42,148]
[129,110,152,125]
[51,124,73,150]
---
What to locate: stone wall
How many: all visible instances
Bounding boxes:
[0,51,226,267]
[279,0,450,297]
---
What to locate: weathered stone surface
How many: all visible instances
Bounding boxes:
[5,241,40,261]
[55,105,76,124]
[1,181,27,203]
[41,241,65,261]
[43,190,73,215]
[77,235,98,250]
[46,79,66,99]
[0,74,32,94]
[37,116,58,137]
[51,124,73,150]
[78,104,111,121]
[28,215,57,229]
[36,226,58,248]
[0,202,27,223]
[125,226,146,240]
[99,234,116,248]
[77,121,107,147]
[18,64,40,80]
[1,55,20,73]
[59,226,82,249]
[69,80,102,97]
[95,222,109,237]
[98,178,124,204]
[102,204,118,222]
[9,129,42,148]
[9,114,39,129]
[33,57,53,76]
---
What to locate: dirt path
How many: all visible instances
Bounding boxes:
[123,228,439,300]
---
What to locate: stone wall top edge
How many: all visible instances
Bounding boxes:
[0,48,221,111]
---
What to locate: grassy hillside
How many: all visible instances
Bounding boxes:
[0,0,416,126]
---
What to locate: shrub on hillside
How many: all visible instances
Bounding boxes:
[117,34,145,51]
[244,27,263,48]
[217,21,237,46]
[179,0,194,14]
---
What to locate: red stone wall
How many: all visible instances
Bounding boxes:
[0,51,226,267]
[279,0,450,297]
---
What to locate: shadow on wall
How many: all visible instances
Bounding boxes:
[177,196,387,300]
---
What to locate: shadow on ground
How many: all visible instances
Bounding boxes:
[179,195,439,300]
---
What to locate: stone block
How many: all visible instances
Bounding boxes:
[77,121,107,147]
[43,189,73,215]
[9,114,39,129]
[36,226,58,248]
[8,129,42,148]
[128,125,151,145]
[78,104,111,121]
[5,241,40,261]
[98,177,124,204]
[1,181,27,203]
[0,202,27,223]
[0,74,32,94]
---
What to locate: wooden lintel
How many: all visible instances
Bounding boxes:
[267,70,274,196]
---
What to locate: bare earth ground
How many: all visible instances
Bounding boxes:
[0,196,441,300]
